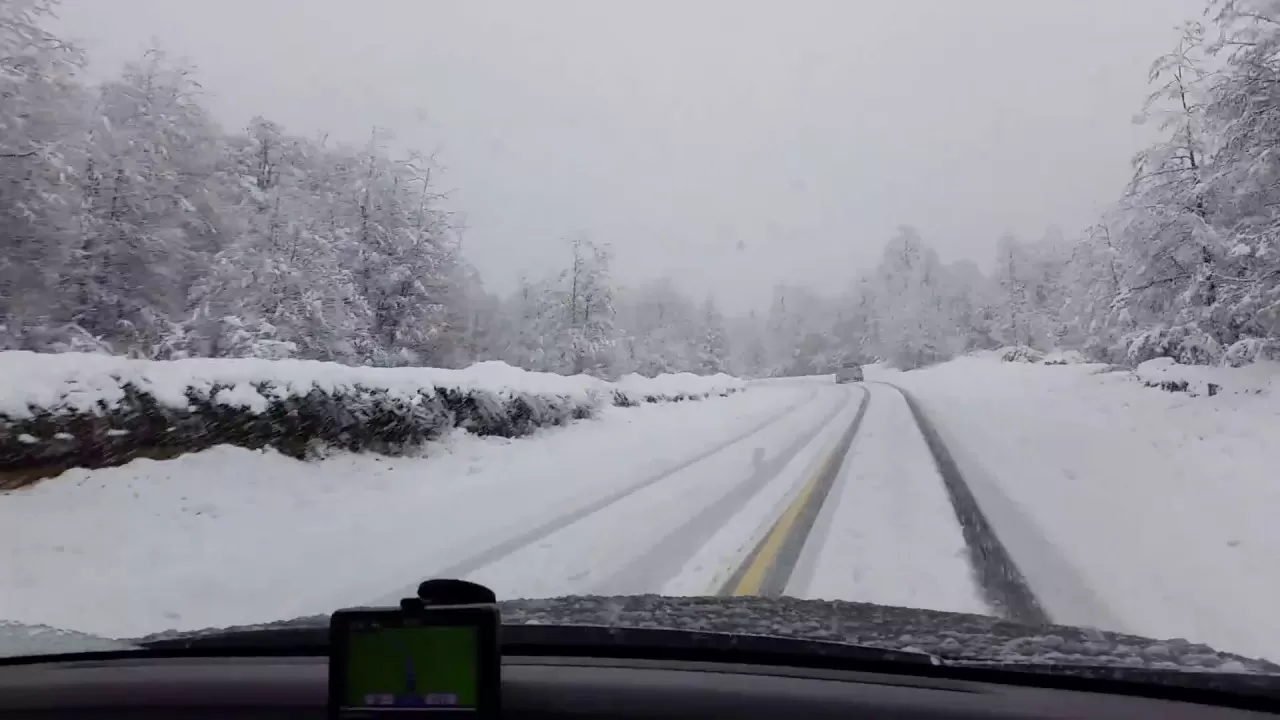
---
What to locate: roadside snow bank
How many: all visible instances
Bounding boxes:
[874,356,1280,662]
[0,353,743,417]
[0,352,745,484]
[0,385,803,638]
[997,346,1045,364]
[994,346,1087,366]
[1134,356,1280,397]
[614,372,742,402]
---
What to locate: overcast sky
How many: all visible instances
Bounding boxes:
[53,0,1207,311]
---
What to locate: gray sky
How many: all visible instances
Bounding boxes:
[53,0,1206,311]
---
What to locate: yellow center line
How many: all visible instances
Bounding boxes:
[725,436,846,596]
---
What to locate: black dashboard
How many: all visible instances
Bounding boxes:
[1,653,1275,720]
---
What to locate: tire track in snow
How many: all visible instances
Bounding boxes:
[718,385,872,597]
[788,383,985,615]
[591,385,862,595]
[371,387,821,604]
[887,382,1124,633]
[877,381,1049,626]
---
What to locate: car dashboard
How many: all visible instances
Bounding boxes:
[1,652,1275,720]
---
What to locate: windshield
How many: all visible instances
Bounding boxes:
[2,0,1279,681]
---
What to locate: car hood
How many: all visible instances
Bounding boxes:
[493,595,1279,673]
[6,595,1278,675]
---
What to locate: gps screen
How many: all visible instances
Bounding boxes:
[341,618,480,714]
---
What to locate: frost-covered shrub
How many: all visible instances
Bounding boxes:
[1041,350,1087,366]
[0,353,745,486]
[0,381,573,478]
[1222,338,1280,368]
[1125,325,1223,367]
[1082,337,1127,365]
[0,324,114,356]
[1000,346,1045,364]
[1133,357,1228,397]
[884,343,951,371]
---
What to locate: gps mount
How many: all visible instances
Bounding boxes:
[400,578,497,610]
[332,578,502,718]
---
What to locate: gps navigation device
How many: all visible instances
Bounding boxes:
[328,580,500,718]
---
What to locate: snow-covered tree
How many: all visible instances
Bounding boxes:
[1084,2,1280,364]
[12,0,1280,375]
[614,278,698,375]
[697,296,730,374]
[498,276,561,372]
[60,49,223,354]
[496,238,617,377]
[729,309,769,376]
[560,237,616,375]
[0,8,471,367]
[856,227,954,368]
[0,0,88,348]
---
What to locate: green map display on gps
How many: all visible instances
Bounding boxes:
[344,621,480,711]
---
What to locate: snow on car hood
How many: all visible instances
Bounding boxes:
[5,595,1278,674]
[495,595,1280,673]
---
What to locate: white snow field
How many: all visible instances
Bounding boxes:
[880,355,1280,662]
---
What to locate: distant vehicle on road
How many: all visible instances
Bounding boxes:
[835,362,863,383]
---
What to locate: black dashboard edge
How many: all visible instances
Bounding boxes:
[2,646,1279,713]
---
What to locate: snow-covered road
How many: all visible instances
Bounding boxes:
[2,384,818,636]
[792,382,985,616]
[3,356,1277,666]
[383,383,855,603]
[1,378,987,641]
[884,357,1280,663]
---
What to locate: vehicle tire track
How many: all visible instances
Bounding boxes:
[718,385,873,597]
[371,388,823,603]
[874,381,1049,626]
[592,386,861,595]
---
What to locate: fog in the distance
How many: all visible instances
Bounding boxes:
[54,0,1205,310]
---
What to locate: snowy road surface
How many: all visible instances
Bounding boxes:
[792,383,986,616]
[0,378,986,640]
[884,357,1280,664]
[2,356,1278,665]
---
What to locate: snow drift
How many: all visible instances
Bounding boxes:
[0,352,744,486]
[1133,357,1280,398]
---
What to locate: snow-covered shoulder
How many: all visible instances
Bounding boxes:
[0,385,798,638]
[0,353,748,487]
[878,353,1280,663]
[1134,357,1280,397]
[613,371,744,400]
[0,352,745,419]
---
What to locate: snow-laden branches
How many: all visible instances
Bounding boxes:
[0,8,470,368]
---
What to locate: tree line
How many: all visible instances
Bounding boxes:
[824,0,1280,371]
[2,0,1278,379]
[692,0,1280,374]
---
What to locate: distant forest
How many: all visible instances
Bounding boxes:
[2,0,1278,376]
